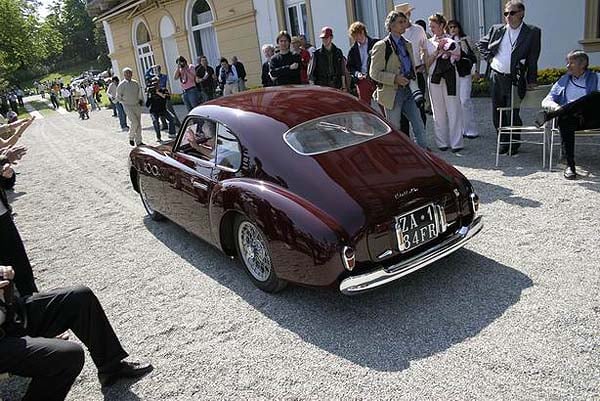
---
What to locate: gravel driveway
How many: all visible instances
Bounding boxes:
[1,97,598,401]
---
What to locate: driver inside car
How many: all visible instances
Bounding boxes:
[185,121,216,160]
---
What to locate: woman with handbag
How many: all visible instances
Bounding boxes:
[448,20,480,139]
[425,13,464,153]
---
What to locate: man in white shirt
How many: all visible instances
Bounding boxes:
[479,0,541,155]
[60,87,71,112]
[117,68,144,146]
[538,50,600,179]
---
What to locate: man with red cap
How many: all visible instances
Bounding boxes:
[308,27,348,90]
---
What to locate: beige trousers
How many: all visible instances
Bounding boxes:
[429,75,464,150]
[122,104,143,145]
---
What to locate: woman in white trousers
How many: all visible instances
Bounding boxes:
[449,20,480,139]
[426,13,464,153]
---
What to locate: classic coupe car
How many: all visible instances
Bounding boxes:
[129,86,482,295]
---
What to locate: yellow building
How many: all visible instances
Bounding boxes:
[88,0,262,93]
[87,0,600,94]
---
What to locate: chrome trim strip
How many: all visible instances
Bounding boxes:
[192,181,208,190]
[377,249,393,259]
[340,216,483,295]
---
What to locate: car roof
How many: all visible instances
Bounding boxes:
[188,86,374,133]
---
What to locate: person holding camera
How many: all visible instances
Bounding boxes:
[217,58,240,96]
[174,56,201,111]
[370,10,428,149]
[0,265,153,401]
[146,78,177,141]
[116,67,144,147]
[425,13,463,153]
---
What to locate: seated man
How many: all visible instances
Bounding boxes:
[0,265,153,401]
[538,50,600,179]
[185,120,216,160]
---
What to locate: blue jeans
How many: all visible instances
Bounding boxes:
[385,86,427,148]
[182,87,201,111]
[115,102,128,128]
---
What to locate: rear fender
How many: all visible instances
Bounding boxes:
[211,179,348,287]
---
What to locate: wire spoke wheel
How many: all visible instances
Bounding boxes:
[237,220,272,282]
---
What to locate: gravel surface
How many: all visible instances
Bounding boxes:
[1,96,598,401]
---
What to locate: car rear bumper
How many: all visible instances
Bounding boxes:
[339,216,483,295]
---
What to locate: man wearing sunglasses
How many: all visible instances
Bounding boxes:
[479,0,541,155]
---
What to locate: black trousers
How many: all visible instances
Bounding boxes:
[490,70,522,146]
[400,71,427,136]
[0,286,128,401]
[0,211,38,296]
[552,91,600,168]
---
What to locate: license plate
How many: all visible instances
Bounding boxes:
[395,204,439,252]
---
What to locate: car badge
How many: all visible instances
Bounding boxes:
[394,188,418,200]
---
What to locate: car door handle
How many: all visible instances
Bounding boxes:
[191,180,207,190]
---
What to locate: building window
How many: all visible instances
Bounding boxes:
[285,0,310,43]
[189,0,220,67]
[353,0,388,39]
[134,21,155,84]
[453,0,502,40]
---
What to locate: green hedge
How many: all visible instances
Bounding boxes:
[471,65,600,97]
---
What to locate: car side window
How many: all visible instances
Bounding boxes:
[215,124,241,170]
[178,117,217,163]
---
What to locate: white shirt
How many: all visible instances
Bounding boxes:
[542,72,600,111]
[403,23,428,67]
[107,82,117,101]
[116,79,143,106]
[60,88,71,98]
[85,86,94,97]
[490,22,523,74]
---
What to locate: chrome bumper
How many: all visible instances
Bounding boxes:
[339,216,483,295]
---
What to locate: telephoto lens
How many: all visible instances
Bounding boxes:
[409,79,424,106]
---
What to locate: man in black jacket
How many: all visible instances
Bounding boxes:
[346,22,378,104]
[269,31,302,86]
[261,44,275,87]
[1,139,37,297]
[479,0,541,154]
[309,27,348,90]
[231,56,247,91]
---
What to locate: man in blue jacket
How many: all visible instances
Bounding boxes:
[540,50,600,179]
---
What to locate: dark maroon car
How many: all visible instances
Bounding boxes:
[129,86,482,295]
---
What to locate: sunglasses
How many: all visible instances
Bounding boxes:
[503,10,520,16]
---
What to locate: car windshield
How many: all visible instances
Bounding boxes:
[283,112,391,155]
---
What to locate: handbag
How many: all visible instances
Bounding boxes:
[456,39,477,77]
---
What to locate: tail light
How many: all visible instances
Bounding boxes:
[341,246,355,271]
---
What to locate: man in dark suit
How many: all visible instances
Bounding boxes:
[346,21,378,105]
[0,142,38,297]
[479,0,541,154]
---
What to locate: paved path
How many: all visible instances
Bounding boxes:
[1,98,598,401]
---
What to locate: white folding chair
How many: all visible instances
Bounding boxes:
[496,84,554,168]
[549,127,600,171]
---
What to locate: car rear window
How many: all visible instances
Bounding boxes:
[283,112,391,155]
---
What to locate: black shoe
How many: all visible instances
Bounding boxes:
[438,147,448,151]
[451,147,463,153]
[157,137,162,142]
[564,166,577,180]
[129,140,135,146]
[498,145,509,155]
[98,360,153,387]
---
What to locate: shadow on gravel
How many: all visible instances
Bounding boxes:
[470,179,542,208]
[144,218,533,373]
